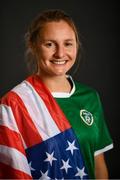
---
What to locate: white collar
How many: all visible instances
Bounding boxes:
[51,76,75,98]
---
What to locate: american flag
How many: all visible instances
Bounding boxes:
[0,75,89,179]
[26,128,89,179]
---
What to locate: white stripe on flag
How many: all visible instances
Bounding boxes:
[0,104,19,132]
[0,104,26,148]
[0,144,31,176]
[12,81,60,141]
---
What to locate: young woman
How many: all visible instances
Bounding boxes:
[0,9,113,179]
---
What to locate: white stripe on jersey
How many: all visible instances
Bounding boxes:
[0,104,27,148]
[94,143,113,156]
[12,81,60,141]
[0,144,31,176]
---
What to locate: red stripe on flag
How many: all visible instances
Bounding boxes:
[27,75,71,132]
[0,162,32,179]
[0,125,25,155]
[1,91,43,148]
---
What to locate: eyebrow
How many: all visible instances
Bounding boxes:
[64,39,75,41]
[42,39,75,42]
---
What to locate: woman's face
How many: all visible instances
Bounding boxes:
[36,20,77,78]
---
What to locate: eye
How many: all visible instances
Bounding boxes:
[44,42,55,48]
[45,43,52,47]
[65,42,73,47]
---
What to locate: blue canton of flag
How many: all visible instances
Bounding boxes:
[26,128,89,179]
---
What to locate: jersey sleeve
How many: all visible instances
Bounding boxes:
[0,92,32,179]
[94,92,113,156]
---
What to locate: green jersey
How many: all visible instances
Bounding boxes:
[52,76,113,178]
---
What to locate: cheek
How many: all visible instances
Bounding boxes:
[38,48,50,61]
[69,49,77,60]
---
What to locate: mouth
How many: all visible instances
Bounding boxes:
[50,60,68,65]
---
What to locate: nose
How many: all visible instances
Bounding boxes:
[54,45,65,58]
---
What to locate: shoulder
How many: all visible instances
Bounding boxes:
[74,80,98,97]
[72,79,103,106]
[67,76,101,102]
[0,76,32,105]
[73,80,103,110]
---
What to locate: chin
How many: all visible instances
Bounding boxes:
[53,68,69,75]
[50,71,66,77]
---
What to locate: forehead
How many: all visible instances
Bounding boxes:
[39,20,76,40]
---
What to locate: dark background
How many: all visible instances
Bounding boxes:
[1,0,119,178]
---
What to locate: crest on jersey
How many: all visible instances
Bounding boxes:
[80,109,94,126]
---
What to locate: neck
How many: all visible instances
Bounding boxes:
[37,73,71,93]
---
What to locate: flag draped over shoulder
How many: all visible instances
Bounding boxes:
[0,75,89,179]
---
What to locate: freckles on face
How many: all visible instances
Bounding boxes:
[36,20,77,76]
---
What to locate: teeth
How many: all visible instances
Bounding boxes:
[51,60,66,65]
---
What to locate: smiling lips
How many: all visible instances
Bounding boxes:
[50,60,67,65]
